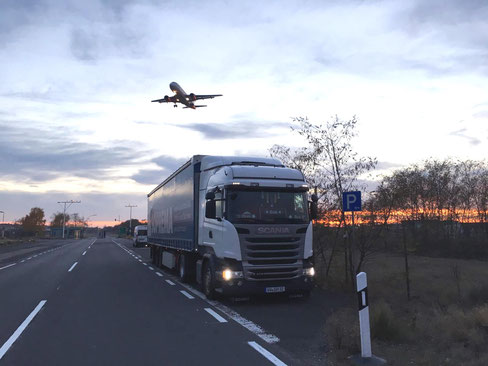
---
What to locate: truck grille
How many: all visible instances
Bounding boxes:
[241,235,303,281]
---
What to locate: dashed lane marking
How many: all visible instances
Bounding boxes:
[68,262,78,272]
[0,300,47,360]
[175,281,280,344]
[165,280,175,286]
[156,272,163,277]
[204,308,227,323]
[0,263,16,271]
[180,290,195,299]
[247,341,287,366]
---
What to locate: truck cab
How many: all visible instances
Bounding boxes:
[197,156,316,298]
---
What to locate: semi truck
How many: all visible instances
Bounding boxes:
[147,155,318,299]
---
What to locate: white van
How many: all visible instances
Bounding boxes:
[133,225,148,247]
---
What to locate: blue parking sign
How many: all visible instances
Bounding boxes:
[343,191,361,212]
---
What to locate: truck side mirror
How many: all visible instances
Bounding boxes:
[310,194,319,220]
[205,200,216,219]
[205,191,215,200]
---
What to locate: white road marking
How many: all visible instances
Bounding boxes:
[248,341,287,366]
[175,282,279,344]
[0,300,47,360]
[143,263,147,266]
[27,257,32,260]
[165,280,175,286]
[138,259,142,262]
[20,260,25,263]
[180,290,194,299]
[156,272,163,277]
[148,266,154,271]
[204,308,227,323]
[68,262,78,272]
[82,251,86,256]
[0,263,16,271]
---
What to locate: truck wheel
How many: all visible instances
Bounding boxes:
[178,254,189,283]
[202,262,216,300]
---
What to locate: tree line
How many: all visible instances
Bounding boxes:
[270,115,488,288]
[13,208,90,237]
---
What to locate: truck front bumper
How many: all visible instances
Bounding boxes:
[216,275,314,296]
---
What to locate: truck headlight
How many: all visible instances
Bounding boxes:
[303,267,315,277]
[222,269,244,281]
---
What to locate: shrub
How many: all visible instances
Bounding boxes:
[474,305,488,328]
[467,283,488,306]
[371,301,407,342]
[324,308,360,353]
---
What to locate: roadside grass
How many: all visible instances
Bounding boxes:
[0,237,39,247]
[320,253,488,365]
[0,238,25,246]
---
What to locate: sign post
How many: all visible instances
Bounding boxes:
[349,272,387,365]
[357,272,372,357]
[342,191,361,284]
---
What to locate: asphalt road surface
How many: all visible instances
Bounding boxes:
[0,237,349,366]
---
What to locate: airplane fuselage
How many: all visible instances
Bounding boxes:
[151,82,221,109]
[169,82,195,109]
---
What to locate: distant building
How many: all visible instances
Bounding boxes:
[50,226,85,239]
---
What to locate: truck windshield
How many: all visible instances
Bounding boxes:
[138,230,147,236]
[226,189,309,224]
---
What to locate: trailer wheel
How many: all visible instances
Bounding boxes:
[178,254,189,283]
[202,262,216,300]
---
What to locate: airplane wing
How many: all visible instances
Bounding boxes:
[151,96,177,103]
[194,94,222,101]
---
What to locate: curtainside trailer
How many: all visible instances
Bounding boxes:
[147,155,318,299]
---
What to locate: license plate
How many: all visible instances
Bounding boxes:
[265,286,285,293]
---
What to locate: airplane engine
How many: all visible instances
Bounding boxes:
[188,93,197,101]
[164,95,170,102]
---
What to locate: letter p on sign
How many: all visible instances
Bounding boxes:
[342,191,362,212]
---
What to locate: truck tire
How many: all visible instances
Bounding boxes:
[202,261,217,300]
[178,254,189,283]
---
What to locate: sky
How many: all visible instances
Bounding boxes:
[0,0,487,226]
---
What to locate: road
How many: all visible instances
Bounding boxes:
[0,237,349,365]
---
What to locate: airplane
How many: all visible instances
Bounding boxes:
[151,82,222,109]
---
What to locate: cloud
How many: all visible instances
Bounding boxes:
[131,169,165,185]
[175,121,290,139]
[131,155,188,184]
[473,110,488,119]
[0,190,148,222]
[375,161,403,170]
[449,128,482,146]
[0,118,145,182]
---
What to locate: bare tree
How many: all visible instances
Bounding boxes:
[270,115,377,286]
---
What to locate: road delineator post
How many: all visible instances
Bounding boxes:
[349,272,387,366]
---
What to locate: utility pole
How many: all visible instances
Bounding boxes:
[57,200,81,239]
[125,204,137,236]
